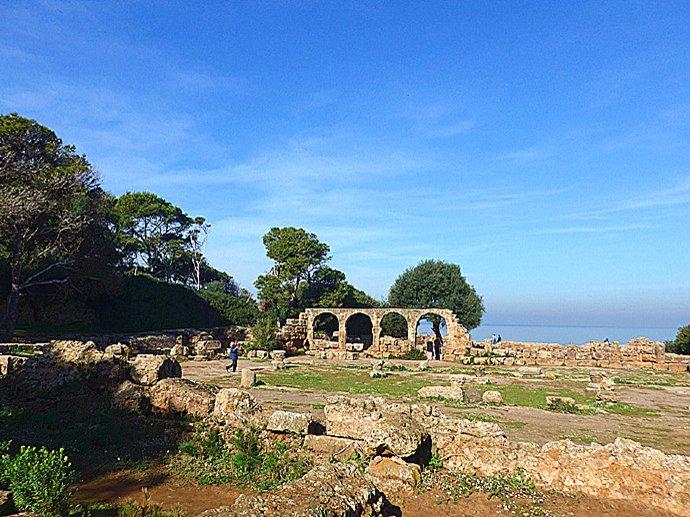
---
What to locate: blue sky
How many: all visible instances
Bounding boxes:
[2,1,689,341]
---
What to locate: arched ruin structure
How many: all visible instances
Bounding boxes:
[301,307,468,353]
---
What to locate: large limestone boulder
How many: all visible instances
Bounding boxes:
[303,435,361,458]
[130,354,181,386]
[365,455,422,488]
[49,340,104,364]
[324,395,429,459]
[482,390,503,405]
[212,388,261,424]
[267,410,316,435]
[111,380,150,414]
[324,395,384,440]
[149,378,215,418]
[418,385,464,401]
[104,343,129,357]
[364,412,427,458]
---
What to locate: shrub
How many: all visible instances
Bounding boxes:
[247,314,279,351]
[0,443,76,516]
[666,324,690,355]
[393,348,425,360]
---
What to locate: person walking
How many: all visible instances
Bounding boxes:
[426,338,434,361]
[226,341,239,373]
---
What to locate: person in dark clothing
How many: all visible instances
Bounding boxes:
[426,339,434,360]
[433,337,441,360]
[226,341,239,372]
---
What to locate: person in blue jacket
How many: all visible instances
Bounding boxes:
[226,341,239,372]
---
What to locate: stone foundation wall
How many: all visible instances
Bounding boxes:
[467,337,690,371]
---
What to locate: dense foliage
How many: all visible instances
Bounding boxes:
[0,114,117,340]
[255,227,377,323]
[388,259,484,337]
[0,114,256,336]
[0,443,75,517]
[666,324,690,355]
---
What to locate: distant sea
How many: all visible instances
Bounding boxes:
[416,321,679,345]
[469,324,679,346]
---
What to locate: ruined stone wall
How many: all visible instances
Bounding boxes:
[466,337,689,371]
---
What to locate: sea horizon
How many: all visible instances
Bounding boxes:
[470,323,679,347]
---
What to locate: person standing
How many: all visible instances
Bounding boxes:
[226,341,239,373]
[434,336,441,360]
[426,338,434,360]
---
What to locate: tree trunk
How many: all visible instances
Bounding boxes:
[1,289,19,342]
[432,320,443,343]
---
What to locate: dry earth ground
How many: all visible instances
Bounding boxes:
[61,356,690,516]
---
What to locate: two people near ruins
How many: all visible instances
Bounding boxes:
[426,336,442,360]
[226,340,239,373]
[491,334,502,346]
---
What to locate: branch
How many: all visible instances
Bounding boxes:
[19,277,71,291]
[22,260,74,286]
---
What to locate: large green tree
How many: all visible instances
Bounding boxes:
[111,192,207,285]
[254,227,331,321]
[388,259,484,340]
[0,113,112,339]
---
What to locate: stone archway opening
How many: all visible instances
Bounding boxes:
[345,313,373,351]
[313,312,338,341]
[380,312,408,339]
[417,312,448,341]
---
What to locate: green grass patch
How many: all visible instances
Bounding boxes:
[560,433,601,444]
[259,366,430,400]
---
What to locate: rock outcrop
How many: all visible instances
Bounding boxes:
[130,355,181,386]
[199,463,385,517]
[149,378,215,417]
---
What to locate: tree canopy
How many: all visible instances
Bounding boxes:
[111,191,209,286]
[388,259,484,338]
[0,113,112,339]
[666,324,690,355]
[255,227,331,320]
[255,227,377,322]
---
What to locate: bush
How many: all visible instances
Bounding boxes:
[247,314,279,351]
[0,443,76,516]
[393,348,426,360]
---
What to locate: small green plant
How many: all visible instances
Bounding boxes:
[247,314,279,351]
[0,442,76,517]
[426,451,444,472]
[117,488,187,517]
[545,398,582,414]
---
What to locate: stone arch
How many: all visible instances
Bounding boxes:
[379,311,409,339]
[344,311,374,349]
[313,311,339,340]
[302,307,468,355]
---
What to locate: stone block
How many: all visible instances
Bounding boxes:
[241,368,257,387]
[365,456,422,487]
[212,388,261,423]
[304,435,361,457]
[149,378,215,418]
[464,388,482,403]
[418,386,464,401]
[267,410,316,435]
[482,390,503,405]
[130,355,181,386]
